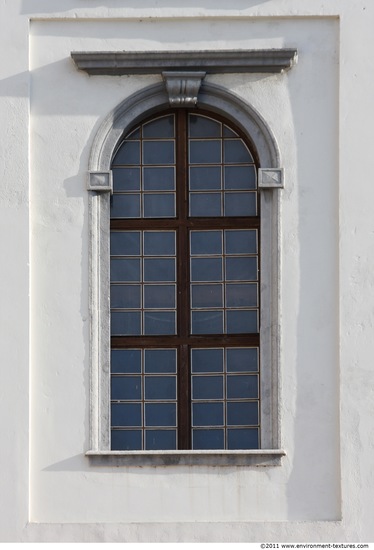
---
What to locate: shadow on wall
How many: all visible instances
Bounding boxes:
[21,0,273,15]
[0,71,29,98]
[285,32,341,521]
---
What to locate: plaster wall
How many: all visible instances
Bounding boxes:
[0,0,373,542]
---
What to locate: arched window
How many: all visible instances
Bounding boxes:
[86,80,285,464]
[109,110,261,451]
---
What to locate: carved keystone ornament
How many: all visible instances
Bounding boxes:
[162,71,206,107]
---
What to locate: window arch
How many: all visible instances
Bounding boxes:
[87,82,283,463]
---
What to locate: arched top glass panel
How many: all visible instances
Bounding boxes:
[111,111,257,220]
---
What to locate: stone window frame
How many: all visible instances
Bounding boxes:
[73,50,297,466]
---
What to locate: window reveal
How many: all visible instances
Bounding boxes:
[110,111,260,450]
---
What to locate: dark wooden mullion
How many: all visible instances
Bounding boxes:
[176,110,189,339]
[176,110,191,450]
[111,217,260,231]
[185,217,260,230]
[111,218,180,230]
[112,334,260,348]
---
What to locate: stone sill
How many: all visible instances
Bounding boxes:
[86,449,286,467]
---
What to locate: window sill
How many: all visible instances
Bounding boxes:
[86,449,286,467]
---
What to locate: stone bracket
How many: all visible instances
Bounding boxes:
[88,171,113,193]
[86,449,286,467]
[162,71,206,107]
[258,168,284,189]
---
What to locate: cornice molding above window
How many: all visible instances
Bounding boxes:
[71,49,298,76]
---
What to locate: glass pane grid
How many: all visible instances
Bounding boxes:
[188,114,257,218]
[190,230,259,335]
[191,347,260,450]
[111,115,176,219]
[110,231,177,336]
[111,349,178,450]
[110,112,261,452]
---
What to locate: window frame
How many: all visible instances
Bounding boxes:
[86,81,285,466]
[110,109,261,451]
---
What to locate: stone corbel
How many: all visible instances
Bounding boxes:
[162,71,206,107]
[88,171,113,193]
[258,168,284,189]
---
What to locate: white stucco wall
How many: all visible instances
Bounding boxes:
[0,0,373,542]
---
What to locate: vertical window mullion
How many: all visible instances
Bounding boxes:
[176,110,191,449]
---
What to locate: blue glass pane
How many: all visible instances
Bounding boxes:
[225,230,257,255]
[111,232,141,256]
[227,428,259,450]
[224,139,253,163]
[143,167,175,191]
[145,349,177,373]
[189,115,221,138]
[192,376,223,400]
[224,192,257,217]
[111,403,142,427]
[112,167,140,191]
[226,348,258,372]
[226,284,258,308]
[189,141,221,164]
[145,376,176,400]
[144,285,175,309]
[111,258,141,282]
[226,310,258,334]
[111,430,142,450]
[191,258,222,282]
[189,193,221,217]
[192,403,224,426]
[193,429,224,450]
[110,194,141,218]
[191,348,223,373]
[111,311,141,336]
[223,126,238,138]
[190,231,222,255]
[144,231,175,256]
[227,402,259,426]
[143,141,174,165]
[189,166,221,190]
[143,193,175,218]
[143,115,174,138]
[111,285,141,308]
[145,403,176,427]
[145,430,177,450]
[227,375,259,399]
[112,141,140,166]
[111,376,141,400]
[144,258,175,282]
[144,311,176,335]
[111,349,141,374]
[191,311,223,334]
[191,284,223,308]
[126,127,141,140]
[225,257,257,281]
[224,165,256,190]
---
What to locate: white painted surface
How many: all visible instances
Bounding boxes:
[0,0,373,541]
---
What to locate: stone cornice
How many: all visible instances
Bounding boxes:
[71,49,298,76]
